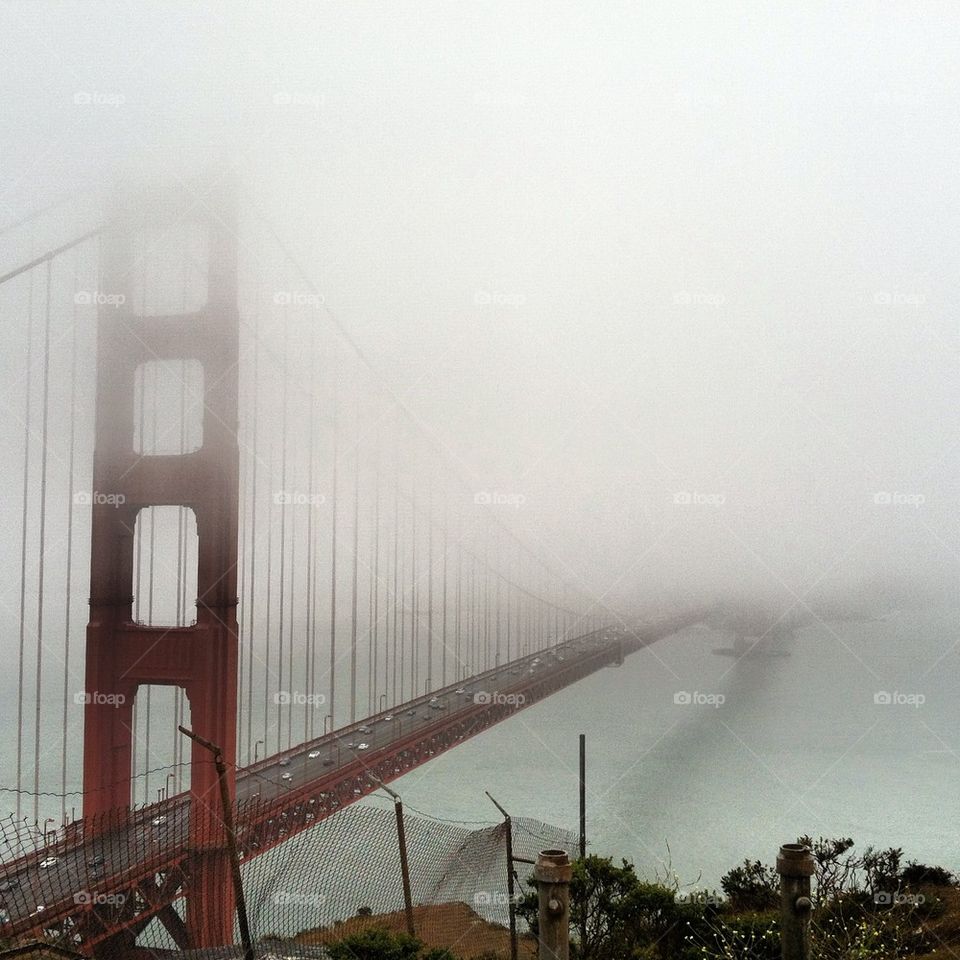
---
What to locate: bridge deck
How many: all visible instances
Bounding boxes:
[0,616,697,951]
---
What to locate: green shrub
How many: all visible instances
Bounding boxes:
[325,926,456,960]
[720,860,779,911]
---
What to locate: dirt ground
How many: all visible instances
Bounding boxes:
[296,900,536,958]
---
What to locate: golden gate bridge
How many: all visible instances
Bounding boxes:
[0,170,696,955]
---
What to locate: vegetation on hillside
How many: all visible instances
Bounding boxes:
[310,836,960,959]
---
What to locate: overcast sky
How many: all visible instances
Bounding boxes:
[2,0,957,614]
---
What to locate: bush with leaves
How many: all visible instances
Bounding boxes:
[325,926,456,960]
[719,860,779,912]
[901,861,955,888]
[517,855,705,959]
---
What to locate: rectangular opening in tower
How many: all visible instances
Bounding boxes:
[133,358,204,455]
[129,684,192,806]
[133,505,199,627]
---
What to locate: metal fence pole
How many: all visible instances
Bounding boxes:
[486,792,520,960]
[178,726,254,960]
[578,735,586,959]
[371,776,416,936]
[777,842,814,960]
[535,849,572,960]
[578,734,586,860]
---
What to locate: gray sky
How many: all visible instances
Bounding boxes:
[2,0,957,613]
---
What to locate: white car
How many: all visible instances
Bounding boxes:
[383,714,394,721]
[281,772,292,781]
[455,687,466,695]
[152,815,167,827]
[308,750,321,759]
[356,742,370,751]
[39,857,58,869]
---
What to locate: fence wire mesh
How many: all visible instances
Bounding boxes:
[0,790,577,959]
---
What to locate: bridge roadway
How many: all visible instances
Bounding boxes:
[0,613,700,951]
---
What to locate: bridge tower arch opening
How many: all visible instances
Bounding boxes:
[128,682,193,805]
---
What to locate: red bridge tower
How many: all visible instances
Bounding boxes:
[82,173,240,948]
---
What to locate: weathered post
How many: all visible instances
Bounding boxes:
[371,776,415,935]
[535,849,572,960]
[178,726,253,960]
[486,791,521,960]
[578,734,586,860]
[777,843,814,960]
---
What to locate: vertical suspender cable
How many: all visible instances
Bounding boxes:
[31,259,52,821]
[245,275,260,761]
[60,243,81,819]
[328,357,339,728]
[263,441,274,752]
[455,534,462,681]
[494,530,501,667]
[369,425,380,716]
[426,481,433,693]
[440,498,447,688]
[349,391,360,724]
[276,306,289,750]
[391,425,399,706]
[15,250,35,822]
[410,488,417,696]
[304,311,317,742]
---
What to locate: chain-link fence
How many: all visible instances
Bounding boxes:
[0,791,576,959]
